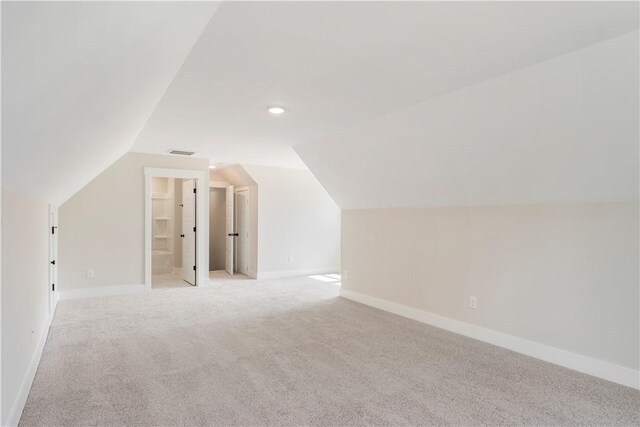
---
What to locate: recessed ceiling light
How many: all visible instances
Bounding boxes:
[268,106,285,115]
[209,165,216,169]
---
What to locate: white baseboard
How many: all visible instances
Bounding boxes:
[339,289,639,390]
[59,284,146,300]
[257,267,340,280]
[5,295,59,426]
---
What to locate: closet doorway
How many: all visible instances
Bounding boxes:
[209,184,251,278]
[144,167,208,291]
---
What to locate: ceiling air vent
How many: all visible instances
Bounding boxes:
[168,149,195,156]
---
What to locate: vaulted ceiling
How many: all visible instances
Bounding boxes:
[3,1,638,208]
[297,30,639,208]
[133,1,638,172]
[2,1,220,204]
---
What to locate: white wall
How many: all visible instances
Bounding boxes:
[341,203,639,382]
[151,176,169,193]
[295,28,639,388]
[59,152,209,291]
[1,189,51,425]
[243,165,340,279]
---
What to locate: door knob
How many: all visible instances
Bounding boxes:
[180,234,185,238]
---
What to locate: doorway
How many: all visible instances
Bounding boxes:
[144,167,208,292]
[181,179,197,286]
[149,177,196,289]
[208,184,251,279]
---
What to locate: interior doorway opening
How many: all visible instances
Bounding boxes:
[150,177,196,289]
[144,167,208,292]
[209,183,251,280]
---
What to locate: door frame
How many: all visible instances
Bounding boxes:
[144,167,209,292]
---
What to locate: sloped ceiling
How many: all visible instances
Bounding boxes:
[4,2,638,209]
[1,1,220,205]
[296,30,639,208]
[211,165,257,188]
[133,1,638,183]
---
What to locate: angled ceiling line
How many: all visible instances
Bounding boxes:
[127,2,224,161]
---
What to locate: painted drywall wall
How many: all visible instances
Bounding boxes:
[152,177,169,193]
[209,188,226,271]
[243,165,340,278]
[341,203,639,371]
[1,189,51,425]
[59,152,209,291]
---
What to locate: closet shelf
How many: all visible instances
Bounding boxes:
[154,217,170,220]
[152,250,172,255]
[153,235,170,239]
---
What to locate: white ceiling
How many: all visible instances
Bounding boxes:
[4,2,638,208]
[133,1,638,173]
[2,1,220,204]
[297,30,639,208]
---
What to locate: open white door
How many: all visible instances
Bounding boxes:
[182,179,196,285]
[225,185,235,275]
[236,190,249,275]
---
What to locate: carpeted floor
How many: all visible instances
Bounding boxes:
[19,276,639,426]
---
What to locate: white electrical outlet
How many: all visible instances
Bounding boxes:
[287,255,292,264]
[344,270,349,280]
[469,296,478,309]
[86,269,95,279]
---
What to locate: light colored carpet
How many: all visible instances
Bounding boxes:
[209,270,252,282]
[152,271,250,289]
[151,273,192,289]
[19,276,639,426]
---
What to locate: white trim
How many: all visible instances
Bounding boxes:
[5,296,58,427]
[59,285,145,300]
[257,267,340,280]
[339,289,639,390]
[144,167,209,292]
